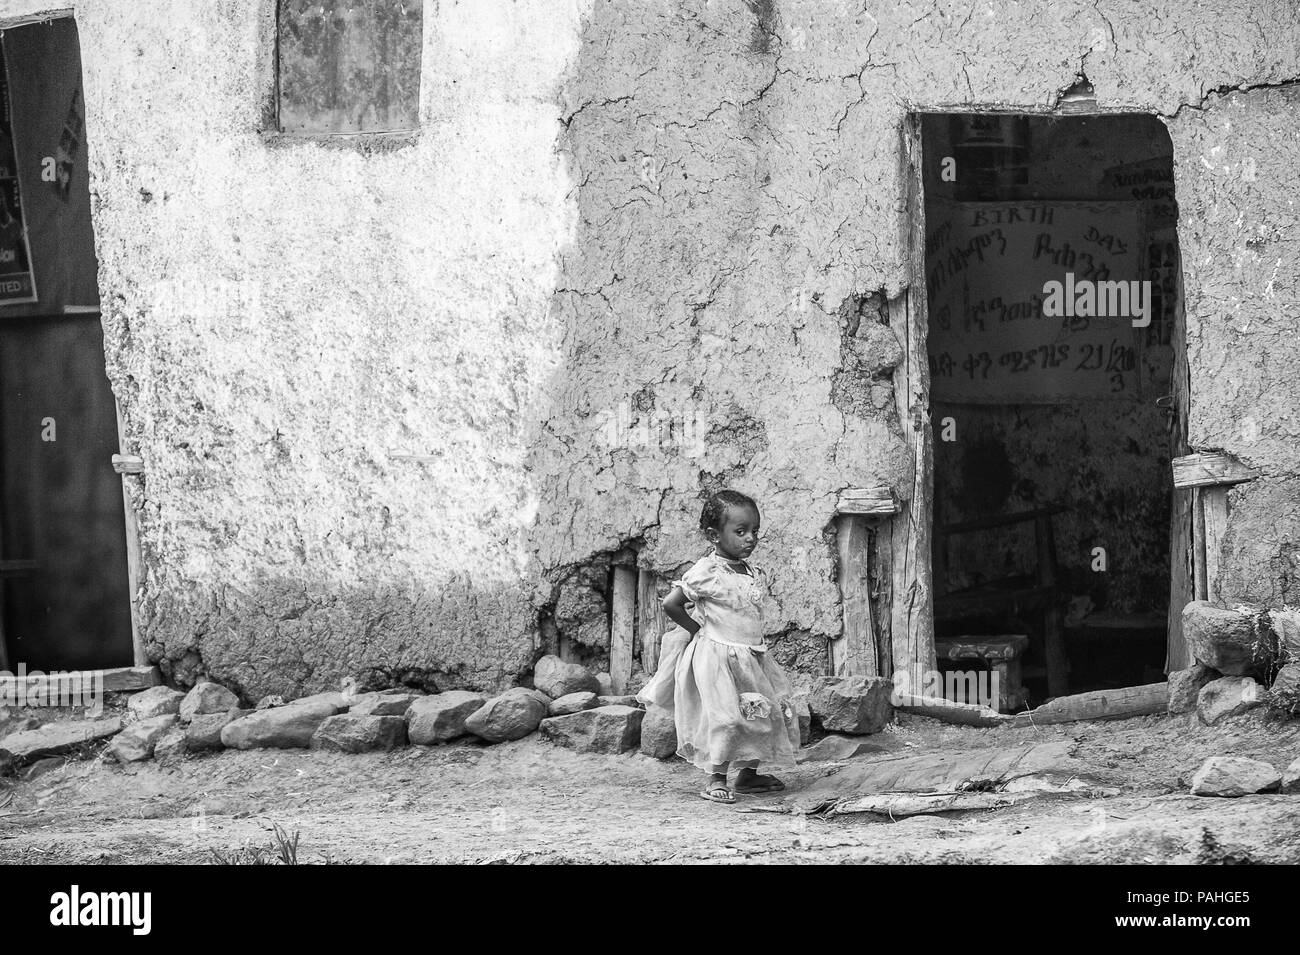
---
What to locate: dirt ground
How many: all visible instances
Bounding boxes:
[2,708,1299,864]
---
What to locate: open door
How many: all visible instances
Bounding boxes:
[0,17,134,672]
[918,111,1184,707]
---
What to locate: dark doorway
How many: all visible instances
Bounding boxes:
[0,17,133,671]
[921,112,1181,706]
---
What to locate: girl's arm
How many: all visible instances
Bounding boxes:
[661,586,700,636]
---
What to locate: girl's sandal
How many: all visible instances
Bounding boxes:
[733,774,785,794]
[699,783,736,804]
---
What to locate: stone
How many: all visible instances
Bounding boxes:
[22,756,66,780]
[796,734,883,763]
[349,689,423,717]
[256,694,286,710]
[464,687,548,742]
[127,685,186,721]
[540,705,644,754]
[0,717,123,763]
[0,748,14,777]
[548,691,599,716]
[809,675,894,735]
[220,697,341,749]
[1281,757,1300,795]
[1190,756,1281,797]
[598,694,641,708]
[533,655,601,698]
[595,671,615,695]
[1270,663,1300,701]
[179,681,240,723]
[292,691,349,711]
[1197,675,1265,725]
[0,715,41,738]
[1183,601,1267,677]
[310,714,407,753]
[105,715,178,763]
[639,704,678,759]
[185,710,243,751]
[154,727,187,763]
[405,690,487,744]
[1168,663,1217,715]
[1270,608,1300,659]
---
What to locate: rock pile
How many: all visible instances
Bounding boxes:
[1171,602,1298,723]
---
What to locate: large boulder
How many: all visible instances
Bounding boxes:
[405,690,487,744]
[105,715,177,763]
[1269,664,1300,706]
[1190,756,1281,797]
[185,711,243,752]
[540,705,644,754]
[464,688,547,742]
[0,717,122,763]
[220,696,343,750]
[310,714,407,753]
[1183,602,1267,677]
[127,686,186,722]
[1198,676,1264,725]
[639,704,678,759]
[349,689,423,718]
[179,682,240,723]
[548,692,599,716]
[1270,608,1300,659]
[533,655,601,699]
[809,675,894,735]
[1168,663,1217,715]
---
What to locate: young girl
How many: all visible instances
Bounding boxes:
[637,490,801,803]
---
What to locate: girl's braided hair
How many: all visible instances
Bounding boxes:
[699,489,759,532]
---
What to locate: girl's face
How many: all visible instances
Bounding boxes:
[708,504,760,561]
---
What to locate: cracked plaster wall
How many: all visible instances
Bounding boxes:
[6,0,1298,697]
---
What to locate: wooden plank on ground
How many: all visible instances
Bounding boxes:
[609,566,636,693]
[833,515,877,676]
[1011,682,1167,727]
[894,693,1011,727]
[0,665,160,698]
[1172,451,1258,489]
[636,569,669,675]
[1202,486,1229,603]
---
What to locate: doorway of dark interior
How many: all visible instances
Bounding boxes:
[920,111,1182,708]
[0,16,133,671]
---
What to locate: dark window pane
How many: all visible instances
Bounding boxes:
[277,0,422,135]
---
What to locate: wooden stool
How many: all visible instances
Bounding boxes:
[935,634,1030,713]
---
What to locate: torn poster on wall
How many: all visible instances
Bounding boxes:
[926,199,1147,404]
[0,54,37,305]
[2,16,100,313]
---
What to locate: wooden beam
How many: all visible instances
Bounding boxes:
[835,486,899,516]
[1011,681,1167,727]
[894,693,1011,727]
[1202,486,1229,603]
[636,569,669,675]
[832,515,877,676]
[1172,452,1258,489]
[1192,487,1208,601]
[0,664,161,698]
[609,566,636,693]
[116,401,148,666]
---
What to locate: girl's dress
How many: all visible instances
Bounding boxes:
[636,551,801,771]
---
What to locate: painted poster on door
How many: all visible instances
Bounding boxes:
[0,58,37,305]
[926,199,1147,404]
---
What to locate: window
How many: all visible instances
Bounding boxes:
[275,0,423,136]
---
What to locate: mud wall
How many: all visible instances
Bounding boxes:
[1,0,1296,697]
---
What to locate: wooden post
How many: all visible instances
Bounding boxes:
[889,121,937,692]
[636,569,668,675]
[1035,512,1069,698]
[833,514,877,676]
[1202,486,1229,603]
[610,566,636,693]
[115,400,147,666]
[1192,487,1208,601]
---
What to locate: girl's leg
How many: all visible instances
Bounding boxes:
[700,762,734,803]
[734,760,784,793]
